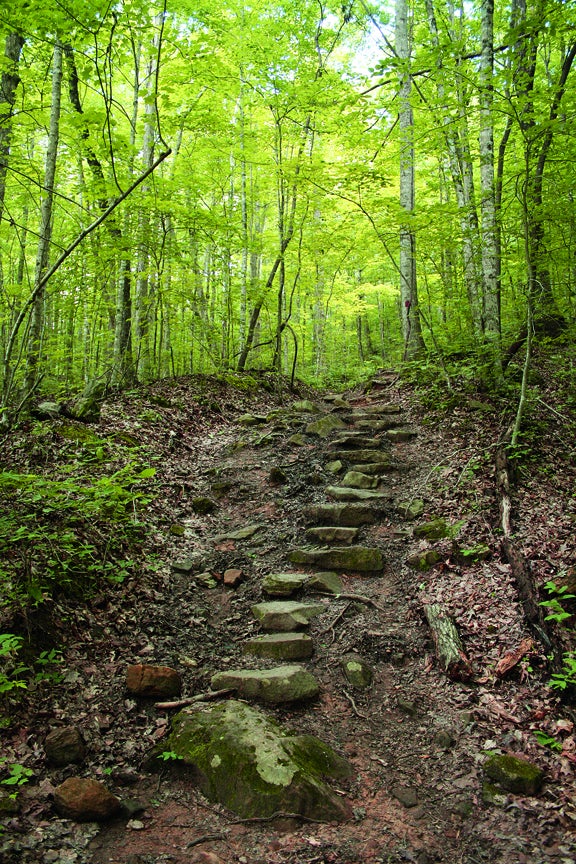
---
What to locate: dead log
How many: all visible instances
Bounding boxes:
[423,602,472,680]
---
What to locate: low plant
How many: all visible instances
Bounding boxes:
[549,652,576,691]
[539,580,575,624]
[0,635,26,694]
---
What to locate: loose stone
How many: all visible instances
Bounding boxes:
[484,754,544,795]
[262,572,310,596]
[44,726,86,766]
[243,632,314,661]
[341,470,379,490]
[126,664,182,698]
[53,777,123,822]
[251,600,326,631]
[305,415,347,437]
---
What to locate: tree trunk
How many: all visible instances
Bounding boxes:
[395,0,425,360]
[25,41,64,395]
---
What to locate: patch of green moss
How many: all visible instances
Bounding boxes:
[56,423,104,445]
[218,372,260,392]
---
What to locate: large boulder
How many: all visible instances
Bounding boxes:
[166,700,353,821]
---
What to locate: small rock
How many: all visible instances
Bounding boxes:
[269,467,288,485]
[215,524,261,540]
[326,486,391,502]
[325,460,343,474]
[386,428,416,442]
[398,699,418,717]
[53,777,123,822]
[413,519,450,540]
[397,499,425,520]
[434,729,456,749]
[197,572,219,588]
[45,726,86,766]
[340,656,373,689]
[126,664,182,698]
[223,568,243,587]
[330,449,390,464]
[191,497,218,515]
[237,413,267,426]
[169,523,185,536]
[287,433,307,446]
[406,550,441,571]
[390,785,419,808]
[292,399,319,413]
[484,754,544,795]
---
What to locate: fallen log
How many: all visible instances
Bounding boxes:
[423,603,472,680]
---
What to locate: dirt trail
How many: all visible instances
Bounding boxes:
[2,373,574,864]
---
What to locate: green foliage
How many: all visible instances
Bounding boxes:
[0,635,26,694]
[0,760,33,797]
[539,580,575,624]
[533,730,562,751]
[549,653,576,691]
[0,465,155,608]
[158,750,183,761]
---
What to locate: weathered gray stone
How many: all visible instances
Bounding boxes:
[237,413,268,426]
[351,461,395,475]
[413,519,450,540]
[329,435,382,449]
[243,632,314,661]
[341,471,379,490]
[331,449,390,464]
[292,399,320,413]
[306,571,344,595]
[211,665,319,703]
[390,785,419,808]
[252,600,325,631]
[305,526,359,545]
[340,656,373,689]
[349,403,402,415]
[289,546,384,573]
[386,428,417,442]
[353,419,401,431]
[326,486,392,502]
[262,572,309,596]
[396,499,425,520]
[167,700,352,821]
[305,415,347,438]
[288,433,307,446]
[306,503,380,526]
[325,459,343,474]
[484,754,544,796]
[215,524,262,540]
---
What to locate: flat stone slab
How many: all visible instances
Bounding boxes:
[262,572,310,596]
[331,450,390,464]
[306,571,344,594]
[167,700,352,821]
[211,665,319,703]
[341,470,379,490]
[305,526,359,545]
[214,523,262,540]
[326,486,392,502]
[305,415,347,438]
[243,632,314,660]
[289,545,384,573]
[252,600,325,631]
[351,461,394,475]
[306,502,381,526]
[386,429,417,442]
[329,435,382,449]
[353,419,402,431]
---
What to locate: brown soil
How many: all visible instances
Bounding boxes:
[1,367,575,864]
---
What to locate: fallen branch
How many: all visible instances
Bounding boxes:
[423,603,472,680]
[155,688,234,710]
[495,637,534,678]
[335,592,385,611]
[229,811,327,825]
[185,833,226,849]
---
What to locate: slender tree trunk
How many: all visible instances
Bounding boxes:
[396,0,425,359]
[25,41,64,395]
[479,0,503,383]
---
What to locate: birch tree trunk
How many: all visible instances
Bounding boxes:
[25,40,64,395]
[479,0,503,383]
[395,0,424,360]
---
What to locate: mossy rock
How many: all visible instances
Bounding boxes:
[305,415,347,438]
[484,754,544,796]
[413,519,450,540]
[243,633,314,661]
[289,545,384,573]
[292,400,320,413]
[237,413,267,427]
[340,656,373,690]
[166,700,352,821]
[219,372,260,392]
[56,423,104,444]
[191,496,218,515]
[262,573,309,596]
[169,524,185,537]
[406,549,441,571]
[211,665,319,703]
[397,499,425,520]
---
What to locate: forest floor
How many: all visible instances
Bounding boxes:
[1,348,576,864]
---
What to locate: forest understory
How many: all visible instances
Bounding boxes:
[1,343,576,864]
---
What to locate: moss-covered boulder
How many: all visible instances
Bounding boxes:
[413,519,450,540]
[211,665,319,703]
[292,400,320,413]
[397,499,425,520]
[340,656,373,690]
[167,700,353,820]
[484,754,544,796]
[289,545,384,573]
[305,415,347,438]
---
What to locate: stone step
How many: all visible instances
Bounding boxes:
[347,403,402,415]
[328,434,382,449]
[341,470,380,490]
[352,418,403,431]
[243,632,314,661]
[252,600,326,631]
[262,572,310,596]
[330,449,390,464]
[304,415,347,438]
[305,526,360,545]
[305,502,382,526]
[350,461,398,475]
[289,545,384,573]
[326,485,392,502]
[211,665,319,703]
[386,428,417,442]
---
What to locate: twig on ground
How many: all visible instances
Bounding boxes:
[335,593,385,611]
[343,689,368,719]
[155,688,234,709]
[185,833,226,848]
[230,811,326,825]
[318,601,352,636]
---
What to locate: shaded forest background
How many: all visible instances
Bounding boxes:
[0,0,575,417]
